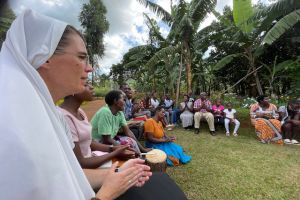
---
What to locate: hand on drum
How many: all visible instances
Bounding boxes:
[120,158,152,187]
[113,145,136,159]
[96,161,144,199]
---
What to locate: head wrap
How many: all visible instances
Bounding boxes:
[0,9,94,199]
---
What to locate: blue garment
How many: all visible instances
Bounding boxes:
[145,141,192,166]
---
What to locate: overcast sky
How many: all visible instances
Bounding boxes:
[9,0,269,74]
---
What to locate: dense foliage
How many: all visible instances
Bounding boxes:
[110,0,300,99]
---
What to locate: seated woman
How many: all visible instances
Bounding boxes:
[179,94,194,129]
[91,90,150,154]
[144,106,192,166]
[59,84,136,169]
[278,100,300,145]
[250,95,282,144]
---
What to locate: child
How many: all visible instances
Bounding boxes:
[223,102,240,136]
[212,99,225,130]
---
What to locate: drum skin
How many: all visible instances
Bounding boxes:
[145,149,167,172]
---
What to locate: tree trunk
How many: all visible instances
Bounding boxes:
[183,41,192,94]
[245,47,263,95]
[175,52,183,107]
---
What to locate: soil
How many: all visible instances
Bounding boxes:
[81,99,105,120]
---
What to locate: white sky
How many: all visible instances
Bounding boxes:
[9,0,269,74]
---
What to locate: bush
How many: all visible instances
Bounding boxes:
[94,86,110,97]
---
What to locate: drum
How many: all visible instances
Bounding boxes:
[145,149,167,172]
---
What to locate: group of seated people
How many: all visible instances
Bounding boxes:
[118,85,300,146]
[250,95,300,145]
[59,83,192,171]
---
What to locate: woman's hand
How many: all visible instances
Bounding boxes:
[95,162,143,200]
[120,159,152,187]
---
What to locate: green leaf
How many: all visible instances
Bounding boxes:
[213,53,243,71]
[263,9,300,45]
[145,46,177,69]
[233,0,253,33]
[137,0,172,25]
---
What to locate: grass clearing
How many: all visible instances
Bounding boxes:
[165,109,300,200]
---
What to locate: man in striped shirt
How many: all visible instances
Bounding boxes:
[193,92,216,135]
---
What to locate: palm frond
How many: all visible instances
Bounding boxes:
[189,0,217,28]
[248,0,300,32]
[145,46,177,69]
[263,9,300,45]
[213,53,244,71]
[143,13,166,42]
[233,0,253,33]
[137,0,172,26]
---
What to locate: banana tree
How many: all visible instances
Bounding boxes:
[249,0,300,45]
[137,0,217,93]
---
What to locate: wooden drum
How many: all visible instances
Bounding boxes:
[145,149,167,172]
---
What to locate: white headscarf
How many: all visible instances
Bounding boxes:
[0,9,94,199]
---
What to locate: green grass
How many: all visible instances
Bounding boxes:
[165,109,300,200]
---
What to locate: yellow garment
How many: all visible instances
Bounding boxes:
[255,119,282,144]
[144,118,164,139]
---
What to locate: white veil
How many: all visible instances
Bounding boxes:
[0,9,94,199]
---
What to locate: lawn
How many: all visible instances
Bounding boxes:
[165,108,300,200]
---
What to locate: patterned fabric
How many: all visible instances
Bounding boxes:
[255,119,282,144]
[250,103,282,144]
[194,99,212,112]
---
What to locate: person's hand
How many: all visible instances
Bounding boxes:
[255,112,264,118]
[170,136,176,142]
[113,145,136,159]
[230,118,234,123]
[165,137,172,142]
[96,162,143,200]
[120,159,152,187]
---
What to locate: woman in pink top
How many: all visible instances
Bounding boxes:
[212,99,225,130]
[59,84,136,169]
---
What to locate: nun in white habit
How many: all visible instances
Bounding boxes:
[0,9,149,200]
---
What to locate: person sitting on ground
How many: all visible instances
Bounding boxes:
[212,99,225,130]
[278,100,300,145]
[165,94,180,126]
[150,91,160,115]
[159,95,174,130]
[180,94,194,129]
[250,95,282,144]
[0,9,151,199]
[144,106,192,166]
[120,84,147,140]
[140,92,152,111]
[59,84,136,169]
[91,90,150,153]
[223,102,240,137]
[132,98,151,119]
[193,92,216,135]
[119,83,133,120]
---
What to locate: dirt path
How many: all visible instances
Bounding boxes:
[81,99,105,120]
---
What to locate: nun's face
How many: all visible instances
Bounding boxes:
[46,33,93,97]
